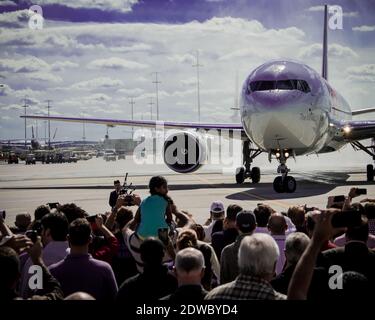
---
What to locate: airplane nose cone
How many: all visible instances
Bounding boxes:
[241,91,323,152]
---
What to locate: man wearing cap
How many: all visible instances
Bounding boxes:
[203,201,225,243]
[211,204,242,261]
[220,210,256,284]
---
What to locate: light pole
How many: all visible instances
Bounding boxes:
[129,97,135,140]
[148,97,154,120]
[22,96,28,149]
[192,50,203,123]
[152,72,161,120]
[46,99,52,149]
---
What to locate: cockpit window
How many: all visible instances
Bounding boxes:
[248,80,310,93]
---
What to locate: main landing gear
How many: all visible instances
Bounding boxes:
[235,140,263,184]
[272,150,296,193]
[351,139,375,182]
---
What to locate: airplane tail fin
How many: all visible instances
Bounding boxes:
[322,4,328,80]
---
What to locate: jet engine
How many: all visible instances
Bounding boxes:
[163,131,207,173]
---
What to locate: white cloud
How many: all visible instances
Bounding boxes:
[306,5,358,17]
[180,77,198,86]
[306,5,324,12]
[71,77,124,90]
[117,88,145,97]
[346,64,375,82]
[32,0,139,13]
[0,1,16,6]
[88,57,148,70]
[26,71,63,83]
[219,47,277,61]
[110,43,152,53]
[168,53,196,64]
[343,11,359,18]
[0,9,29,29]
[352,25,375,32]
[51,60,79,71]
[0,56,50,73]
[298,43,358,59]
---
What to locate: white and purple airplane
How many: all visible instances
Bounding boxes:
[22,5,375,193]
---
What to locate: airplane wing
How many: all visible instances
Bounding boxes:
[340,120,375,141]
[20,115,244,131]
[352,107,375,116]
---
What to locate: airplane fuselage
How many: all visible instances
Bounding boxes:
[240,60,351,157]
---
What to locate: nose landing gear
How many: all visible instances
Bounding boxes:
[235,140,263,184]
[272,153,296,193]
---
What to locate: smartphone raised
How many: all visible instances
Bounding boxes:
[355,188,367,196]
[25,230,38,243]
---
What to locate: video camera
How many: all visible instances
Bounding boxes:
[118,173,137,206]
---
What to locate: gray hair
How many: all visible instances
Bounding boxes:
[175,247,205,272]
[285,232,310,265]
[238,233,279,277]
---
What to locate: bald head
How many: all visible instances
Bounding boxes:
[267,214,287,235]
[64,292,95,300]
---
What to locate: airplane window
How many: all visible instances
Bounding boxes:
[276,80,295,90]
[249,79,310,93]
[249,81,275,91]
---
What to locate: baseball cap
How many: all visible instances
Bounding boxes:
[210,201,225,213]
[236,210,256,233]
[210,201,225,220]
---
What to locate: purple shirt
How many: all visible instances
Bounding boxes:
[49,253,118,301]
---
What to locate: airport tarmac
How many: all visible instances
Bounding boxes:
[0,157,374,226]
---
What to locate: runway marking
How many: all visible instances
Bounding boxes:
[191,173,291,210]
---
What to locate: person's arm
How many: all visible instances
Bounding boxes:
[105,210,117,231]
[165,203,173,225]
[93,215,119,260]
[342,188,354,211]
[287,210,336,300]
[170,204,191,228]
[0,214,13,238]
[209,245,220,282]
[0,234,33,254]
[28,237,64,300]
[219,249,229,284]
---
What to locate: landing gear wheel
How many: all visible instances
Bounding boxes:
[251,167,261,183]
[367,164,374,182]
[273,176,284,193]
[284,176,297,193]
[235,167,245,184]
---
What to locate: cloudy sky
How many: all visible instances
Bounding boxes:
[0,0,375,143]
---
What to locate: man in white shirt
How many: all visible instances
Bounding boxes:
[20,212,69,298]
[268,214,288,275]
[203,201,225,242]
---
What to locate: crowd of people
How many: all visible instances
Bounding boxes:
[1,175,375,301]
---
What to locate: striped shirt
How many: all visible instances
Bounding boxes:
[205,275,286,300]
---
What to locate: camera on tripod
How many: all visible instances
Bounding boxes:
[119,173,137,206]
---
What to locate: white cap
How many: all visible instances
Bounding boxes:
[210,201,225,213]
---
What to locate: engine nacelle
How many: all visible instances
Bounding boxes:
[163,131,207,173]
